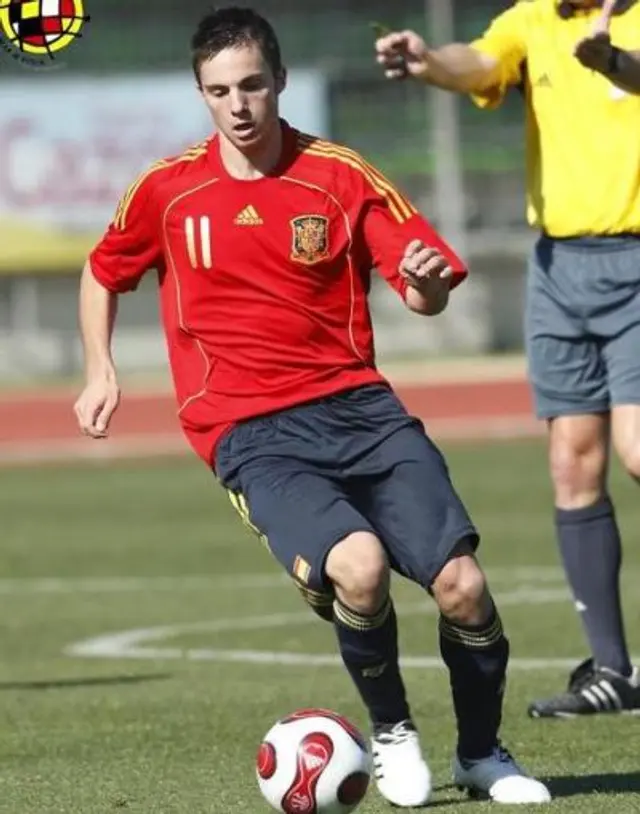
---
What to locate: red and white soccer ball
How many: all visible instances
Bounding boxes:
[256,708,371,813]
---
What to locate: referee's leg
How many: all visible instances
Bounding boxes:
[606,283,640,483]
[526,237,639,719]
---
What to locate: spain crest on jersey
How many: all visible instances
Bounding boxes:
[0,0,89,58]
[290,215,330,265]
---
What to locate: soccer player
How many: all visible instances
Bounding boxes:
[74,7,550,806]
[375,0,640,720]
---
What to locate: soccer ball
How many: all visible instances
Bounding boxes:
[256,708,371,813]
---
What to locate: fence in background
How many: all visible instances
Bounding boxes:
[0,0,531,381]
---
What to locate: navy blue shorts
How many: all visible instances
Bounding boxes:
[214,385,478,597]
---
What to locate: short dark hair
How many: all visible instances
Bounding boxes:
[191,7,283,85]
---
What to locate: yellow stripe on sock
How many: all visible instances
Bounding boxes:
[439,614,504,649]
[333,596,392,631]
[295,583,334,608]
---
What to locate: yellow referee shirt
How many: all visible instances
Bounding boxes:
[470,0,640,237]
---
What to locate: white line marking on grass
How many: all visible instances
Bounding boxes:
[0,573,290,595]
[66,586,576,668]
[188,652,583,670]
[0,566,581,596]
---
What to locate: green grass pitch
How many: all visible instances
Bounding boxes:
[0,438,639,813]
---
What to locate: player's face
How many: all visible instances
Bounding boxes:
[198,43,285,153]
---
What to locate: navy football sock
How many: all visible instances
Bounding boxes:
[439,606,509,760]
[333,596,411,726]
[556,496,632,677]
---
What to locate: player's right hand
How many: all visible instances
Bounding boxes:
[375,30,430,80]
[74,377,121,439]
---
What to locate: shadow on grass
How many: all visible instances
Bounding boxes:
[426,784,470,808]
[545,772,640,798]
[0,672,171,691]
[384,800,467,810]
[435,772,640,803]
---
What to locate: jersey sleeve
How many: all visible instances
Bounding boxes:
[469,1,529,109]
[353,160,468,297]
[89,166,162,293]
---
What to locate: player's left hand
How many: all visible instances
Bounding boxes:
[399,239,453,293]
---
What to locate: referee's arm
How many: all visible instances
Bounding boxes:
[575,35,640,94]
[608,49,640,93]
[374,5,526,100]
[374,30,501,92]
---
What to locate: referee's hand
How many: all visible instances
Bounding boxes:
[375,30,430,80]
[399,240,453,289]
[574,31,614,74]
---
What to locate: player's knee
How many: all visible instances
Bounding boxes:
[431,546,490,625]
[325,531,389,614]
[549,425,607,508]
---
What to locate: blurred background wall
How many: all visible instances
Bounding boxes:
[0,0,531,382]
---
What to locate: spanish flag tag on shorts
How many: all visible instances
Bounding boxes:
[293,555,311,584]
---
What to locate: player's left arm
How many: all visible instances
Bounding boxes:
[355,164,468,316]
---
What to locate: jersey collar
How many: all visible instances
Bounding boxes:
[207,119,297,181]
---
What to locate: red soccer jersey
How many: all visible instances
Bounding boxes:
[90,120,468,465]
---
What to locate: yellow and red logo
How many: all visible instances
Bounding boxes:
[0,0,89,58]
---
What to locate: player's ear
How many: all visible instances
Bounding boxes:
[275,66,287,95]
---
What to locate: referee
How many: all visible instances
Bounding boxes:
[375,0,640,719]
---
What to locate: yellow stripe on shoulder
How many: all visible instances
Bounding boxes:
[312,139,417,220]
[183,138,211,156]
[113,142,208,231]
[113,159,168,231]
[297,135,417,224]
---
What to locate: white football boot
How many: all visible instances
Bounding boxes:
[371,720,432,807]
[454,744,551,804]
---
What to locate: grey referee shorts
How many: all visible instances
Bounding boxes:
[525,234,640,419]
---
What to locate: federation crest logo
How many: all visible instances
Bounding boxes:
[0,0,89,67]
[290,215,330,265]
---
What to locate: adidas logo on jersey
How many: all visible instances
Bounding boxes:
[234,205,263,225]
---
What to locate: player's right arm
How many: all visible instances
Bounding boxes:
[74,263,121,438]
[74,169,162,439]
[375,1,527,105]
